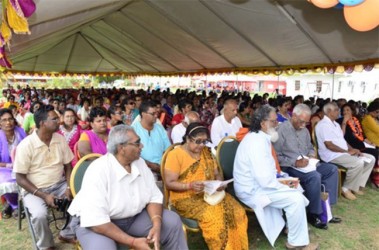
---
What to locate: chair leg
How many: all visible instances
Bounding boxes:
[338,169,342,197]
[18,196,22,231]
[24,206,39,250]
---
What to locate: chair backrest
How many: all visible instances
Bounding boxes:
[216,136,239,180]
[70,153,101,197]
[160,143,181,208]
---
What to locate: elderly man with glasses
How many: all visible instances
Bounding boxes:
[273,104,340,230]
[132,101,171,179]
[234,105,319,250]
[68,125,187,250]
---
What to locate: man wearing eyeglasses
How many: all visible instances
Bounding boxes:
[68,125,187,250]
[132,101,171,179]
[273,104,340,230]
[14,105,76,249]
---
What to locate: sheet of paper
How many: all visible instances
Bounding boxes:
[203,179,234,195]
[295,156,319,173]
[364,141,375,149]
[359,155,372,163]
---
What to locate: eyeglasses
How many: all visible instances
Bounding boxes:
[145,112,158,117]
[124,138,142,147]
[46,117,59,122]
[190,137,210,145]
[0,118,14,123]
[265,119,278,124]
[128,102,135,105]
[297,118,310,126]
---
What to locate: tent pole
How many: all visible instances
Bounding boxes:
[331,72,335,100]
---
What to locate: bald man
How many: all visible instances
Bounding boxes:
[211,98,242,147]
[171,111,200,144]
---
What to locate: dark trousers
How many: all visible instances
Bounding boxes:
[282,162,338,215]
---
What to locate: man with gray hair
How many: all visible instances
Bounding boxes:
[171,111,200,143]
[274,104,340,230]
[315,102,375,200]
[234,106,318,250]
[68,125,188,250]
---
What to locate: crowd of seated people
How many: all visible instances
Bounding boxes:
[0,84,378,249]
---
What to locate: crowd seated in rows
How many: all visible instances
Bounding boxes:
[0,84,377,249]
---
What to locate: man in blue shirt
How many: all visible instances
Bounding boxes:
[132,101,171,178]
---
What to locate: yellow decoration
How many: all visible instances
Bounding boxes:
[6,0,30,34]
[354,65,364,72]
[312,67,323,73]
[0,21,12,45]
[336,66,345,73]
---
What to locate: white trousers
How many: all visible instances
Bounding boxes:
[267,191,310,246]
[331,153,375,191]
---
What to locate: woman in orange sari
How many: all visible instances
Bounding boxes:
[164,122,248,250]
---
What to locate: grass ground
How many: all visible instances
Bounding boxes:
[1,186,378,250]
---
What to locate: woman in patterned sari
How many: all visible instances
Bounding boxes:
[164,122,248,250]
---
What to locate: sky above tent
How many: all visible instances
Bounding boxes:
[2,0,379,75]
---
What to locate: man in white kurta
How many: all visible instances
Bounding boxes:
[234,106,316,249]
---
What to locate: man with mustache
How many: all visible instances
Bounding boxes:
[14,105,76,250]
[273,104,340,230]
[234,105,319,250]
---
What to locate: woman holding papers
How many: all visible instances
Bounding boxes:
[338,103,379,188]
[164,122,248,250]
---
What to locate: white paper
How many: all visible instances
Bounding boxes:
[364,142,375,149]
[295,156,319,173]
[359,155,372,163]
[203,179,234,195]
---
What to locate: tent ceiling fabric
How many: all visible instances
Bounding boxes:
[4,0,379,74]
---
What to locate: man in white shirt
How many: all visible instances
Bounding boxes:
[68,125,187,250]
[234,105,318,250]
[211,98,242,147]
[171,111,200,144]
[315,102,375,200]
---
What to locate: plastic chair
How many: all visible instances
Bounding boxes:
[69,153,129,250]
[160,143,201,239]
[312,123,346,197]
[216,136,253,212]
[70,153,101,197]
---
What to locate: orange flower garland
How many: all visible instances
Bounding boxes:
[347,117,364,141]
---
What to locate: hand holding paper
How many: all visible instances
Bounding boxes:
[295,155,319,173]
[203,179,234,195]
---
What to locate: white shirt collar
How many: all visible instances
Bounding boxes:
[108,153,141,182]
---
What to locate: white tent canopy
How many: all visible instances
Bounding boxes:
[4,0,379,74]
